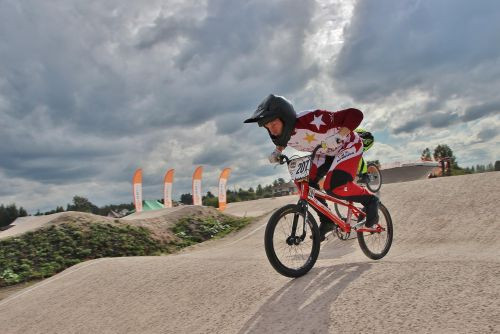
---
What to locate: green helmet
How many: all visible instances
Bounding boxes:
[355,128,374,151]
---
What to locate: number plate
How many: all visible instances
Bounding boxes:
[288,156,311,181]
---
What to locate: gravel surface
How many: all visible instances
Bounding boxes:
[0,172,498,333]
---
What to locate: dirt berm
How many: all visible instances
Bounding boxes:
[0,172,499,333]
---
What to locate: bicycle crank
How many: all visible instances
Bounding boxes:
[334,226,350,240]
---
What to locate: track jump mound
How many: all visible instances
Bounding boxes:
[0,206,252,289]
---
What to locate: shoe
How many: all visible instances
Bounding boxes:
[318,221,334,242]
[358,173,370,184]
[365,215,379,228]
[357,207,366,222]
[364,197,379,228]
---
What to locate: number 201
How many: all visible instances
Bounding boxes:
[296,161,309,174]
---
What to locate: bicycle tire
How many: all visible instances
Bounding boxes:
[264,204,320,277]
[357,202,393,260]
[333,202,346,221]
[365,163,382,193]
[333,201,364,223]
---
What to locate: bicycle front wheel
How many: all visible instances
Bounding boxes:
[264,204,320,278]
[365,163,382,193]
[357,202,393,260]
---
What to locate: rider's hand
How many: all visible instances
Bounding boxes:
[321,133,345,151]
[268,148,282,164]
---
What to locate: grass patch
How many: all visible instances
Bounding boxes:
[0,223,165,287]
[173,215,252,248]
[0,214,253,287]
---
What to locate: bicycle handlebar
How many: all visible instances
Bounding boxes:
[278,144,323,165]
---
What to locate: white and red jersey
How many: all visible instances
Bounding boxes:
[287,108,364,156]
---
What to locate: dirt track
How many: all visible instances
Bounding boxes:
[1,173,499,333]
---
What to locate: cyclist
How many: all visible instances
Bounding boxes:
[244,94,379,241]
[354,128,375,184]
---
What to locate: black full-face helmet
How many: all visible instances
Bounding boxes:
[244,94,297,147]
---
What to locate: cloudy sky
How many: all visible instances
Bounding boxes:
[1,0,499,213]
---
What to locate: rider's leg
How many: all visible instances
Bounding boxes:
[309,155,334,240]
[328,174,379,227]
[359,156,366,174]
[357,155,371,184]
[323,144,379,227]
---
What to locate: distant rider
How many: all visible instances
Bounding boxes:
[244,94,379,241]
[354,128,375,184]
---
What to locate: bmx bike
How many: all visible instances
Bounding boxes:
[264,145,393,278]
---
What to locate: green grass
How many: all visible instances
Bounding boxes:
[0,215,253,287]
[172,215,253,248]
[0,223,165,286]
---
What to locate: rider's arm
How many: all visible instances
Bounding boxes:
[329,108,364,132]
[338,127,351,137]
[275,146,285,152]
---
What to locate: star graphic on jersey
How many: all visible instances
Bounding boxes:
[303,133,316,144]
[310,114,326,130]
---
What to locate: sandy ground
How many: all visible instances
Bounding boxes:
[0,172,499,333]
[0,212,67,239]
[380,165,437,184]
[0,198,295,240]
[224,195,297,217]
[0,162,437,239]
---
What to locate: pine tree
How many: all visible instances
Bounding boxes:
[256,184,263,196]
[433,144,458,168]
[421,148,432,161]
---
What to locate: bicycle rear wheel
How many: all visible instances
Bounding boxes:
[365,163,382,193]
[264,204,320,277]
[357,203,393,260]
[333,201,365,223]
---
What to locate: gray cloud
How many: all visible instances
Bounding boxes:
[1,0,498,212]
[462,101,500,122]
[428,111,460,129]
[333,0,500,100]
[193,147,234,166]
[331,0,500,140]
[0,0,319,137]
[476,127,498,143]
[0,0,321,210]
[392,110,461,134]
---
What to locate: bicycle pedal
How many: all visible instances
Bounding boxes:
[352,221,365,229]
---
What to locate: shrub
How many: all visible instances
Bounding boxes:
[0,222,166,287]
[172,215,252,247]
[0,214,253,287]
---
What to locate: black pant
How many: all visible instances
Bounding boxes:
[309,157,334,226]
[309,158,378,226]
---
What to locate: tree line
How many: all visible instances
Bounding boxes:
[421,144,499,176]
[0,196,135,229]
[3,144,497,227]
[0,204,28,229]
[179,178,291,208]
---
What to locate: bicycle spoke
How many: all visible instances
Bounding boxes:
[272,211,315,271]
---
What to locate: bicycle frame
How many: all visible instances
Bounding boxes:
[284,145,383,234]
[295,181,381,233]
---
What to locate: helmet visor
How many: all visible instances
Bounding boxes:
[257,116,278,127]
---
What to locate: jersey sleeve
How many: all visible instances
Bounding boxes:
[295,108,364,134]
[329,108,363,131]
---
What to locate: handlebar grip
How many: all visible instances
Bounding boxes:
[278,155,289,165]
